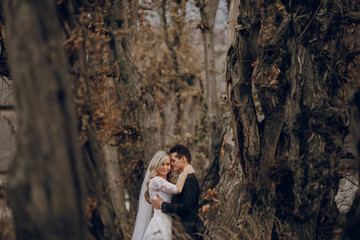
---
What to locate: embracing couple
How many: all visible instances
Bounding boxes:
[132,145,202,240]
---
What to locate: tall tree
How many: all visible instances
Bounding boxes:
[134,0,207,174]
[344,89,360,239]
[196,0,220,164]
[2,0,85,239]
[59,1,161,237]
[108,0,162,163]
[106,2,162,235]
[58,1,122,239]
[201,0,354,239]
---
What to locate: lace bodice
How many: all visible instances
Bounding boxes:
[148,176,178,203]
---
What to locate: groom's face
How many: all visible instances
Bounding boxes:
[170,152,185,173]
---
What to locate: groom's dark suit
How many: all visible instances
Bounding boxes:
[161,173,201,239]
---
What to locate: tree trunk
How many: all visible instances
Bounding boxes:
[57,1,123,239]
[344,89,360,239]
[82,126,122,240]
[102,144,129,237]
[202,1,351,239]
[107,1,162,236]
[196,0,220,164]
[340,3,360,239]
[127,0,138,51]
[153,2,206,177]
[3,0,85,239]
[108,0,161,163]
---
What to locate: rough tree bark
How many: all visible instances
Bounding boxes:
[107,1,162,237]
[344,89,360,239]
[201,1,352,239]
[157,1,204,175]
[196,0,220,164]
[160,0,191,146]
[2,0,85,239]
[108,0,161,164]
[127,0,138,51]
[341,6,360,239]
[58,1,122,239]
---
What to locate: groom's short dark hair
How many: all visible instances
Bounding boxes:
[170,144,191,163]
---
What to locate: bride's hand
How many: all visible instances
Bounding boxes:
[184,165,195,175]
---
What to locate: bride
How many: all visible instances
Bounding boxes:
[132,151,194,240]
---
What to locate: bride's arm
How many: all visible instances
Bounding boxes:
[175,165,194,193]
[152,166,195,195]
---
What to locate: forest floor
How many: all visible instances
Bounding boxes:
[0,210,351,240]
[0,174,356,240]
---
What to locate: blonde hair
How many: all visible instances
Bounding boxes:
[145,151,171,202]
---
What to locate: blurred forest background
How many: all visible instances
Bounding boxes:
[0,0,360,239]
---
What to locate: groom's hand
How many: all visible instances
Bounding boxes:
[151,194,164,209]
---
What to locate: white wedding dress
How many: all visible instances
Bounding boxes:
[142,176,178,240]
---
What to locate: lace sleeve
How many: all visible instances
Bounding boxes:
[151,177,178,194]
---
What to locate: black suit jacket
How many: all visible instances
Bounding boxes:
[161,173,201,238]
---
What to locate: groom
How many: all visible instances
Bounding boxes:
[152,144,202,239]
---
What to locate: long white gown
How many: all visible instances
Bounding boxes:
[142,176,178,240]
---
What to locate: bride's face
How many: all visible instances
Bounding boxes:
[157,157,171,178]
